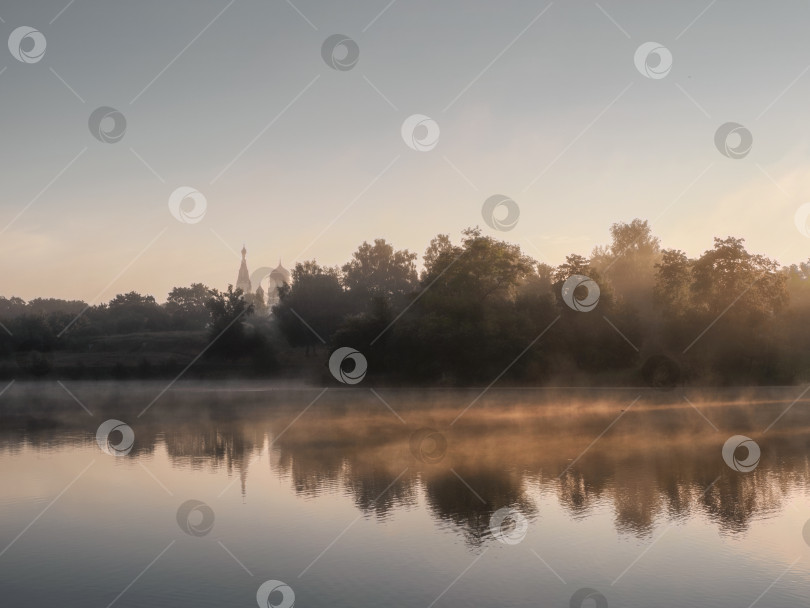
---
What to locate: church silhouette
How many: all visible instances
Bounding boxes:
[235,245,290,310]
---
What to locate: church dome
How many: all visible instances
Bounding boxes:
[269,261,291,285]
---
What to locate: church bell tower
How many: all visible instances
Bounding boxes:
[235,245,252,295]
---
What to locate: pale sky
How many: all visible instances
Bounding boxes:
[2,0,810,302]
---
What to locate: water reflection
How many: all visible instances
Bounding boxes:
[1,382,809,544]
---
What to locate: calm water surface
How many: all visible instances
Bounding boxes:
[1,382,809,607]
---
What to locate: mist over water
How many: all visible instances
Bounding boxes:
[1,382,808,607]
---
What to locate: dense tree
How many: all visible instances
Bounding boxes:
[273,262,348,354]
[595,219,661,261]
[422,228,535,300]
[26,298,86,316]
[421,233,460,280]
[591,219,661,318]
[553,254,593,283]
[654,249,692,316]
[653,237,791,383]
[384,229,550,382]
[785,259,810,308]
[108,292,157,307]
[105,291,168,333]
[0,296,27,317]
[165,283,215,328]
[342,239,418,309]
[205,285,254,357]
[691,237,786,319]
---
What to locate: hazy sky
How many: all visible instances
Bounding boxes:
[2,0,810,301]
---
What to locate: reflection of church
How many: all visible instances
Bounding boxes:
[235,245,291,310]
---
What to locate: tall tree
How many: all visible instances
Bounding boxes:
[421,234,461,280]
[106,291,168,333]
[553,254,592,283]
[108,292,157,307]
[391,229,542,382]
[0,297,27,318]
[591,219,661,313]
[421,228,536,301]
[342,239,418,309]
[691,237,786,318]
[272,262,348,354]
[165,283,215,328]
[205,285,254,357]
[654,249,692,315]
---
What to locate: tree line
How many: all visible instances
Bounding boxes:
[2,219,809,384]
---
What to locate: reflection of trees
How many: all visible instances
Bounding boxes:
[277,449,343,499]
[277,450,421,517]
[557,471,608,520]
[422,468,535,547]
[342,462,417,517]
[162,422,263,494]
[2,385,810,543]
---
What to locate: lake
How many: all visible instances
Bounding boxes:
[1,381,809,607]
